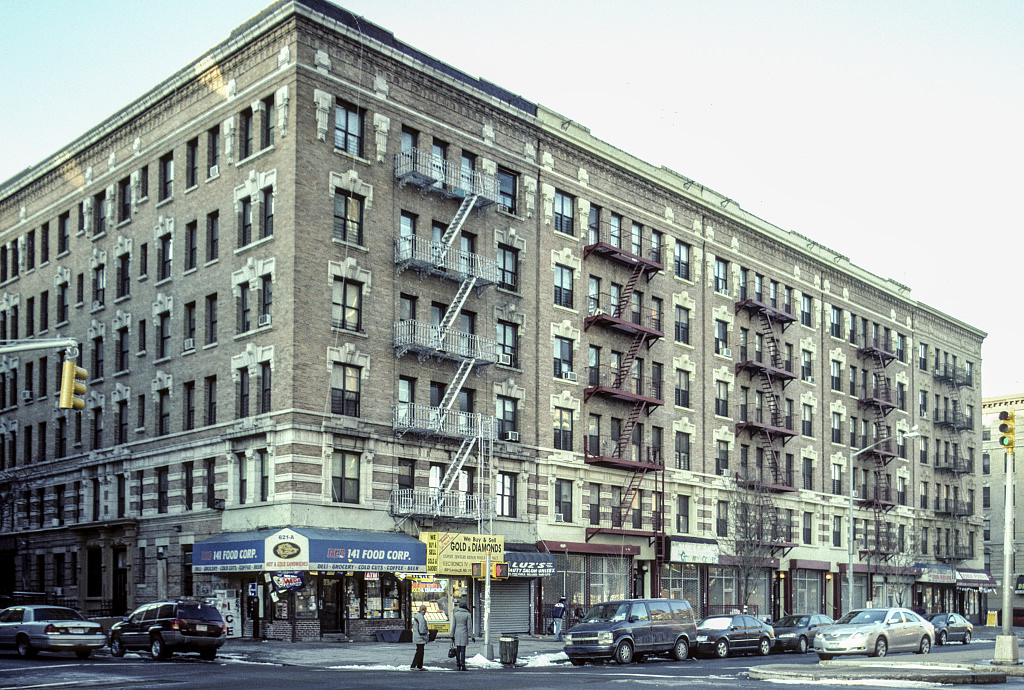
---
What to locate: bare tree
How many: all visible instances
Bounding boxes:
[877,528,922,609]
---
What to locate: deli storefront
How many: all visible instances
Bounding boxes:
[193,527,427,641]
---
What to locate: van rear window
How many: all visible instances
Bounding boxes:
[178,603,223,621]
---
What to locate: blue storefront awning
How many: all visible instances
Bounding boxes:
[193,527,427,574]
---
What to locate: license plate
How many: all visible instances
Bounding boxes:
[70,628,85,634]
[196,624,207,632]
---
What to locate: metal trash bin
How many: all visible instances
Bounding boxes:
[499,635,519,665]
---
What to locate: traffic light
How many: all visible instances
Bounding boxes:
[999,410,1015,450]
[59,359,88,410]
[471,561,509,579]
[493,561,509,579]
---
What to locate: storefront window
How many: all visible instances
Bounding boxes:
[661,563,701,610]
[295,577,317,615]
[589,555,629,603]
[793,569,821,613]
[409,575,470,633]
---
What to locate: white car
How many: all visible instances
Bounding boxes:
[0,605,107,659]
[814,607,934,659]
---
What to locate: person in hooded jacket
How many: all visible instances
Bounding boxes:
[452,600,471,671]
[411,604,429,670]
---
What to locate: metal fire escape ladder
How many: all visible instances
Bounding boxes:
[615,262,646,320]
[438,357,474,413]
[431,193,479,265]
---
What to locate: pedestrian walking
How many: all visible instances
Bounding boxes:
[552,596,566,642]
[410,604,429,670]
[452,599,471,671]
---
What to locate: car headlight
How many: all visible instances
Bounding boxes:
[697,635,708,642]
[563,634,573,644]
[597,632,614,645]
[779,633,794,639]
[850,632,867,643]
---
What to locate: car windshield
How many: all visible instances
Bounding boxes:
[582,603,631,622]
[924,614,944,622]
[177,603,223,621]
[836,610,885,625]
[775,615,808,627]
[36,608,85,621]
[698,616,732,630]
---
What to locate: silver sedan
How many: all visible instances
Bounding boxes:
[814,607,934,659]
[0,605,107,659]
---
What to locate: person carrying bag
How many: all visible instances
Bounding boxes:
[411,604,430,670]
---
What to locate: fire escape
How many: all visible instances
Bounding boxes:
[933,358,973,563]
[734,291,799,559]
[389,148,501,525]
[581,237,665,560]
[855,332,899,563]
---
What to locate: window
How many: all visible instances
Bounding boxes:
[185,137,198,188]
[239,197,252,246]
[204,293,218,345]
[238,107,254,159]
[555,479,572,522]
[497,244,518,291]
[238,283,251,333]
[802,404,814,437]
[157,311,170,359]
[496,395,517,438]
[833,516,842,547]
[496,472,516,517]
[803,457,814,490]
[674,306,690,344]
[497,167,517,214]
[205,376,217,426]
[331,364,360,417]
[158,389,170,436]
[333,191,363,244]
[185,221,197,271]
[139,243,148,277]
[553,407,573,450]
[801,294,812,326]
[158,233,171,281]
[803,512,813,544]
[714,320,729,354]
[587,204,601,244]
[261,94,275,149]
[675,431,691,470]
[677,495,690,533]
[630,221,643,255]
[554,264,574,308]
[675,369,690,408]
[183,381,195,431]
[261,188,274,238]
[714,258,728,294]
[158,152,173,201]
[716,440,729,475]
[93,190,106,236]
[716,500,729,537]
[206,211,219,261]
[259,361,271,414]
[714,380,729,417]
[115,253,130,299]
[207,126,220,176]
[832,463,842,495]
[609,213,622,248]
[553,336,573,378]
[801,350,813,381]
[553,190,574,236]
[830,306,842,337]
[334,100,363,155]
[157,467,169,513]
[259,275,272,325]
[237,368,250,419]
[831,360,842,391]
[332,278,362,331]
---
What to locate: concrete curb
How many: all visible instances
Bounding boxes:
[749,663,1007,685]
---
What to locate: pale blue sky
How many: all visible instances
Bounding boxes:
[2,0,1021,395]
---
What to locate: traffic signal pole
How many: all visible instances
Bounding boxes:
[994,410,1019,666]
[0,337,78,356]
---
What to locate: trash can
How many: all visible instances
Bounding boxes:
[499,635,519,665]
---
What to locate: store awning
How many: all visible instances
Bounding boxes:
[503,551,556,578]
[956,568,996,590]
[193,527,427,573]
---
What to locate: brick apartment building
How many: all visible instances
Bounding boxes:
[0,0,988,640]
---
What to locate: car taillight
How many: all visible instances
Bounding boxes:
[172,619,182,631]
[222,623,227,634]
[44,624,58,634]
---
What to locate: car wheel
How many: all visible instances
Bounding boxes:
[199,649,217,661]
[797,636,808,654]
[818,653,833,661]
[613,639,634,665]
[16,635,38,658]
[75,649,92,659]
[963,631,972,645]
[937,630,946,645]
[917,636,931,655]
[570,658,586,666]
[758,637,771,656]
[151,635,170,660]
[110,635,126,658]
[673,637,690,661]
[714,638,730,659]
[872,637,888,658]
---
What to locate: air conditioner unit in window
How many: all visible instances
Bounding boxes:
[183,338,195,351]
[807,376,816,384]
[562,371,577,382]
[503,431,520,442]
[208,164,220,178]
[719,288,730,297]
[21,390,32,402]
[54,587,63,596]
[258,313,272,327]
[92,300,103,310]
[554,514,565,523]
[591,307,606,317]
[721,348,732,358]
[920,411,929,420]
[498,353,512,366]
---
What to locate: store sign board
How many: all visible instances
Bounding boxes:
[266,529,310,570]
[420,532,504,575]
[670,540,719,564]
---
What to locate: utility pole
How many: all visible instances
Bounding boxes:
[994,410,1019,665]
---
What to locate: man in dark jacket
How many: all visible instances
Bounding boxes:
[552,596,566,641]
[411,604,429,670]
[452,600,471,671]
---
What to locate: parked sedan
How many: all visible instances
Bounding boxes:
[772,613,833,653]
[0,605,106,659]
[814,607,933,659]
[924,612,973,645]
[695,614,774,658]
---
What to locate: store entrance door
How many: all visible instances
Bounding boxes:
[320,577,344,634]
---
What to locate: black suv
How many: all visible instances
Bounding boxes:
[563,598,697,664]
[109,600,226,660]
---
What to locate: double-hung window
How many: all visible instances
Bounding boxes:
[553,190,574,236]
[333,191,363,244]
[335,100,363,156]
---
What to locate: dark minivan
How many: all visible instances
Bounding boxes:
[109,600,226,660]
[563,598,697,665]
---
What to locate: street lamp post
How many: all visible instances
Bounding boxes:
[847,430,918,614]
